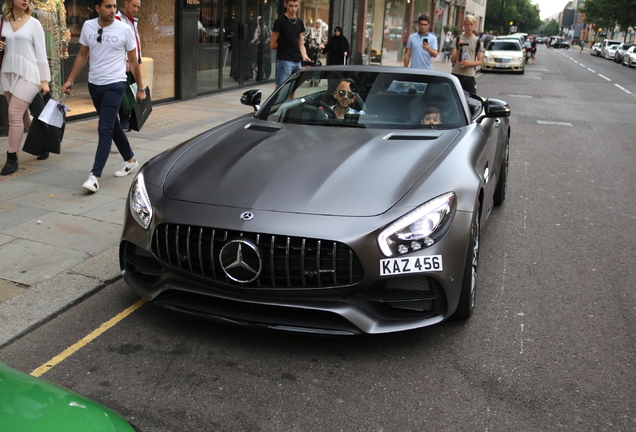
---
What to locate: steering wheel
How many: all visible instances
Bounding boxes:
[309,100,336,119]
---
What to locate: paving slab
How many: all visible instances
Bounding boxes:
[7,184,120,214]
[7,212,122,254]
[0,238,89,285]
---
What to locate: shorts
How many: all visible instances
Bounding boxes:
[276,60,301,87]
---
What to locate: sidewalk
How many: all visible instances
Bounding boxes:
[0,58,452,347]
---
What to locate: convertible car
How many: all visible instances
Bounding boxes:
[120,66,511,335]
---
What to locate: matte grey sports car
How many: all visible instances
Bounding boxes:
[120,66,511,335]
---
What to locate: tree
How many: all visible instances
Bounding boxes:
[543,19,560,36]
[581,0,636,40]
[484,0,542,34]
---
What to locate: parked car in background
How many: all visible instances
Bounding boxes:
[482,40,525,73]
[622,46,636,67]
[591,43,602,56]
[614,43,634,63]
[119,66,512,335]
[600,39,621,59]
[605,44,620,60]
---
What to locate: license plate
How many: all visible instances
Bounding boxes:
[497,63,509,68]
[380,255,443,276]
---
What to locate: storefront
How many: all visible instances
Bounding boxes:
[0,0,448,130]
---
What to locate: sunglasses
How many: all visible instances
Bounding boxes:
[337,90,355,99]
[97,27,103,43]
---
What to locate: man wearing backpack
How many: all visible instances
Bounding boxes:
[450,15,483,94]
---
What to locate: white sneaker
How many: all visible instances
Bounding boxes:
[114,159,139,177]
[82,174,99,192]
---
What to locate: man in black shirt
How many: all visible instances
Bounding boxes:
[270,0,311,87]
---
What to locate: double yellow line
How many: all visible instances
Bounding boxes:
[30,299,147,377]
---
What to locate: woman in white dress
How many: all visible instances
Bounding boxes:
[0,0,50,175]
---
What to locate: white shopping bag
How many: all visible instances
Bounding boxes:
[38,98,68,128]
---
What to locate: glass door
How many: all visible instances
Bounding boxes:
[198,0,221,93]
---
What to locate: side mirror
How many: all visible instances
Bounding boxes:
[240,90,262,111]
[478,98,510,122]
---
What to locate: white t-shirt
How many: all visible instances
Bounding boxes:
[79,18,136,85]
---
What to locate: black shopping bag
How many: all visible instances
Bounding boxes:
[119,72,136,116]
[129,87,152,132]
[23,93,66,156]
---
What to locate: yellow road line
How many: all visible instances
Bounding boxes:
[30,298,147,378]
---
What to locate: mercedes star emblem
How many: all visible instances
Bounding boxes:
[240,211,254,221]
[219,239,262,283]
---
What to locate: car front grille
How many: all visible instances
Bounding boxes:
[150,224,364,289]
[493,57,512,63]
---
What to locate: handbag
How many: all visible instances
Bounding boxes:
[129,87,152,131]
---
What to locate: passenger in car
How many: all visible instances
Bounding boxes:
[421,107,442,125]
[330,78,365,119]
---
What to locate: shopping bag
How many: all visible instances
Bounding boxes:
[120,73,137,117]
[22,120,48,155]
[29,90,48,119]
[129,87,152,132]
[38,98,68,128]
[24,94,66,156]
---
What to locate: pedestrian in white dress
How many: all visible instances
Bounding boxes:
[0,0,51,175]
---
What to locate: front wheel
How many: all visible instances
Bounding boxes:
[453,202,481,320]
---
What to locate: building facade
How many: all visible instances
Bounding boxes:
[0,0,474,126]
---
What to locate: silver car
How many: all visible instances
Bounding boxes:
[622,46,636,67]
[120,67,511,335]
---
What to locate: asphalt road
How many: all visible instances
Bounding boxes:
[2,46,635,431]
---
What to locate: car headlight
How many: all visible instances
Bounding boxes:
[513,56,522,62]
[130,172,153,230]
[378,192,457,257]
[484,52,492,60]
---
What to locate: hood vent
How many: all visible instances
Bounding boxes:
[384,133,442,141]
[244,122,283,133]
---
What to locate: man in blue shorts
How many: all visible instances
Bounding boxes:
[270,0,311,88]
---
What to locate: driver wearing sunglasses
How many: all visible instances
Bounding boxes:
[330,79,365,119]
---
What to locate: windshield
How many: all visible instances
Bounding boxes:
[488,41,521,51]
[257,69,468,129]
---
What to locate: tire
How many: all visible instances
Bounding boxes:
[493,141,509,206]
[453,202,481,320]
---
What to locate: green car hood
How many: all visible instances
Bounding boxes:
[0,361,137,432]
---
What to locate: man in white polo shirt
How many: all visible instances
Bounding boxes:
[62,0,145,193]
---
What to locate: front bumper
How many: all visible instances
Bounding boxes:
[120,197,473,335]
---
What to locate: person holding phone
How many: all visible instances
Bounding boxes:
[403,15,437,70]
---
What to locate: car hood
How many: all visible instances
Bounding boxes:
[163,120,461,217]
